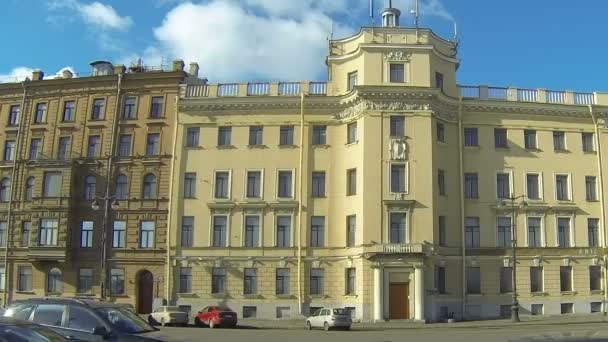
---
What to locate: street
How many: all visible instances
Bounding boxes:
[153,322,608,342]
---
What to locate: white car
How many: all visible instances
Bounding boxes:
[306,308,352,331]
[148,306,189,327]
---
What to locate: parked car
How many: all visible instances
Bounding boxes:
[194,306,237,328]
[306,308,352,331]
[4,297,168,341]
[0,316,69,342]
[148,306,188,327]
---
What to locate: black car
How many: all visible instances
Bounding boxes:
[0,316,69,341]
[4,297,168,341]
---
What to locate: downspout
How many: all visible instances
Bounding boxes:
[588,105,607,314]
[297,92,306,315]
[457,95,466,319]
[166,93,180,304]
[2,82,27,308]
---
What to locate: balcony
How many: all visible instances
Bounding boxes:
[27,246,69,262]
[366,243,427,255]
[182,81,328,98]
[460,85,600,106]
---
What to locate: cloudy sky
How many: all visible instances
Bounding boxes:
[1,0,607,92]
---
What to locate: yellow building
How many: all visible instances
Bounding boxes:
[0,60,189,313]
[170,3,608,322]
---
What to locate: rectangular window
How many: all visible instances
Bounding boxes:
[591,302,602,313]
[186,127,200,147]
[590,266,602,291]
[496,172,511,199]
[312,125,327,145]
[347,71,358,91]
[18,266,32,292]
[464,173,479,199]
[249,126,263,145]
[244,216,260,247]
[464,127,478,146]
[556,175,570,200]
[246,171,262,198]
[80,221,93,248]
[526,174,540,200]
[150,96,164,118]
[181,217,194,248]
[78,268,93,294]
[346,268,356,295]
[436,266,446,294]
[389,212,407,243]
[87,135,100,158]
[276,268,290,294]
[347,122,357,144]
[500,267,513,293]
[438,216,447,246]
[497,217,512,248]
[122,97,136,119]
[21,221,31,247]
[35,103,46,123]
[553,131,566,151]
[146,133,160,156]
[118,135,131,157]
[524,129,537,149]
[92,99,104,120]
[531,304,543,315]
[347,169,357,196]
[3,140,14,161]
[347,215,356,247]
[57,137,71,160]
[218,126,232,146]
[438,170,446,196]
[561,303,574,314]
[110,268,125,295]
[212,216,227,247]
[588,218,599,248]
[279,126,294,145]
[465,217,480,248]
[63,101,75,121]
[214,171,230,199]
[557,217,571,247]
[212,267,226,294]
[311,171,326,197]
[586,176,597,201]
[277,171,293,198]
[244,268,257,294]
[390,116,405,137]
[43,172,62,197]
[139,221,155,248]
[494,128,508,148]
[29,138,42,160]
[184,173,196,198]
[39,219,58,246]
[528,217,542,247]
[391,164,406,193]
[466,267,481,294]
[530,267,543,293]
[560,266,572,292]
[179,267,192,293]
[582,132,595,152]
[435,72,444,91]
[389,63,405,83]
[276,216,291,247]
[112,221,126,248]
[8,105,19,126]
[310,216,325,247]
[310,268,324,295]
[0,222,6,247]
[436,122,445,142]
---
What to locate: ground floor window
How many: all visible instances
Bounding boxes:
[561,303,574,314]
[110,268,125,295]
[78,268,93,294]
[591,302,602,313]
[530,304,543,315]
[242,306,257,318]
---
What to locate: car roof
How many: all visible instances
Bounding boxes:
[14,297,129,309]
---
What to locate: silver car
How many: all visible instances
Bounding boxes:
[306,308,352,331]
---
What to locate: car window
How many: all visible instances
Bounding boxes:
[7,305,35,321]
[67,306,102,332]
[95,307,154,334]
[32,305,65,327]
[312,309,321,317]
[333,309,347,315]
[0,324,67,342]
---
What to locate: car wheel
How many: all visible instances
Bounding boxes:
[148,316,156,326]
[209,320,216,329]
[306,321,312,330]
[323,322,330,331]
[161,318,166,327]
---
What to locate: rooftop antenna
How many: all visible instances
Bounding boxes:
[414,0,420,42]
[370,0,375,26]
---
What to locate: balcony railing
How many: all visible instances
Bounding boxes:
[368,243,425,254]
[182,81,328,98]
[217,83,239,97]
[460,85,596,105]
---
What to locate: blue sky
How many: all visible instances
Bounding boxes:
[1,0,607,92]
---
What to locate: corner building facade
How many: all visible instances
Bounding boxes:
[171,12,608,321]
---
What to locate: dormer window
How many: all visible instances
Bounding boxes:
[389,64,405,83]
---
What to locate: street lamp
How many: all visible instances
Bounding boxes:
[497,195,528,323]
[91,195,119,300]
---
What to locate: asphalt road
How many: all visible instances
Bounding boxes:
[152,322,608,342]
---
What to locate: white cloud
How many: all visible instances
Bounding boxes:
[0,66,78,83]
[48,0,133,31]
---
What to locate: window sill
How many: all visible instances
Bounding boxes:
[247,145,267,149]
[583,151,597,155]
[466,293,483,296]
[525,148,540,152]
[530,292,549,297]
[586,199,600,202]
[495,146,510,150]
[345,141,359,146]
[15,291,34,294]
[590,290,604,295]
[560,291,577,296]
[311,144,330,149]
[211,293,229,299]
[185,146,203,150]
[464,145,480,149]
[309,295,327,299]
[244,294,261,299]
[554,149,570,153]
[278,144,298,149]
[436,140,447,145]
[217,145,236,149]
[275,294,295,299]
[343,294,358,299]
[178,293,198,298]
[109,294,129,298]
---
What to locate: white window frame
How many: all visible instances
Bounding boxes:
[495,169,514,200]
[242,213,263,248]
[555,215,575,248]
[385,209,411,244]
[525,215,546,248]
[244,169,264,199]
[213,169,232,200]
[276,168,295,199]
[274,213,294,247]
[524,171,544,201]
[209,213,230,248]
[496,215,512,248]
[554,172,572,201]
[388,162,409,195]
[385,60,410,84]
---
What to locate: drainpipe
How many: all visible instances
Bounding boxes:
[297,92,306,316]
[166,93,180,304]
[457,96,466,319]
[588,105,607,314]
[2,82,27,308]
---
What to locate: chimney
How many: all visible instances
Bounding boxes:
[32,70,44,81]
[114,65,126,74]
[62,69,73,79]
[188,62,199,77]
[172,59,185,72]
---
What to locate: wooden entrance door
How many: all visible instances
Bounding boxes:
[137,270,154,314]
[389,283,409,319]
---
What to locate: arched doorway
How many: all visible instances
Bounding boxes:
[137,270,154,314]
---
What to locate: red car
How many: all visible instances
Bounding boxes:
[195,306,238,328]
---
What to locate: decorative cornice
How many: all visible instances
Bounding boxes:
[383,50,412,61]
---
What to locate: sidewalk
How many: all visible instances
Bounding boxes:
[238,314,608,330]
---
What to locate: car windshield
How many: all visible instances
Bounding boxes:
[95,307,155,334]
[333,309,348,315]
[0,324,67,342]
[165,307,181,312]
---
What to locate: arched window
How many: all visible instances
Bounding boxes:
[84,175,96,200]
[0,178,10,202]
[142,174,156,199]
[47,268,62,293]
[115,174,128,200]
[25,177,34,201]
